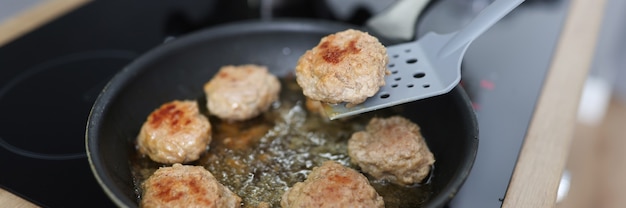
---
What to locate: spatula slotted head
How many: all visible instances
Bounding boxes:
[323,0,525,120]
[324,32,464,120]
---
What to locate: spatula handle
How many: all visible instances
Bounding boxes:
[438,0,525,57]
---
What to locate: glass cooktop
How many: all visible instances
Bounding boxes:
[0,0,569,207]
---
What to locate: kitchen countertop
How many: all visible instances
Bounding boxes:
[501,0,605,206]
[0,0,606,207]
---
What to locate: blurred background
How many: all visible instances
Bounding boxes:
[557,0,626,207]
[0,0,624,207]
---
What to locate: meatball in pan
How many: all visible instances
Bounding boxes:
[281,160,384,208]
[137,100,212,164]
[141,163,242,208]
[204,64,281,121]
[348,116,435,185]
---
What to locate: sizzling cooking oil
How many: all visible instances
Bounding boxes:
[130,78,433,208]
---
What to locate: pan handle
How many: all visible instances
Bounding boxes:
[365,0,432,41]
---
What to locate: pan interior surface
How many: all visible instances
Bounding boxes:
[86,19,478,208]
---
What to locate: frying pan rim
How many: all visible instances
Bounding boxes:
[85,18,353,208]
[426,85,480,207]
[86,18,479,208]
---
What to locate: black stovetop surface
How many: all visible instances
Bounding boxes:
[0,0,568,207]
[0,1,261,207]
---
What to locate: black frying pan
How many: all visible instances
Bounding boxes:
[86,18,478,208]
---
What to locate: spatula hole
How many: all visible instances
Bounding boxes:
[413,72,425,78]
[405,49,411,53]
[423,84,430,88]
[392,54,399,58]
[407,84,414,88]
[394,77,401,81]
[391,70,398,74]
[391,84,398,88]
[380,93,390,99]
[406,58,417,64]
[388,63,395,68]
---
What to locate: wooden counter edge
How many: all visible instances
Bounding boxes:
[0,188,38,208]
[502,0,607,207]
[0,0,90,47]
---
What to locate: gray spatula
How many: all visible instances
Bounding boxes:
[325,0,525,120]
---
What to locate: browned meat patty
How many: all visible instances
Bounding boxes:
[204,64,281,121]
[137,100,212,164]
[295,29,389,106]
[348,116,435,185]
[280,160,384,208]
[141,163,242,208]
